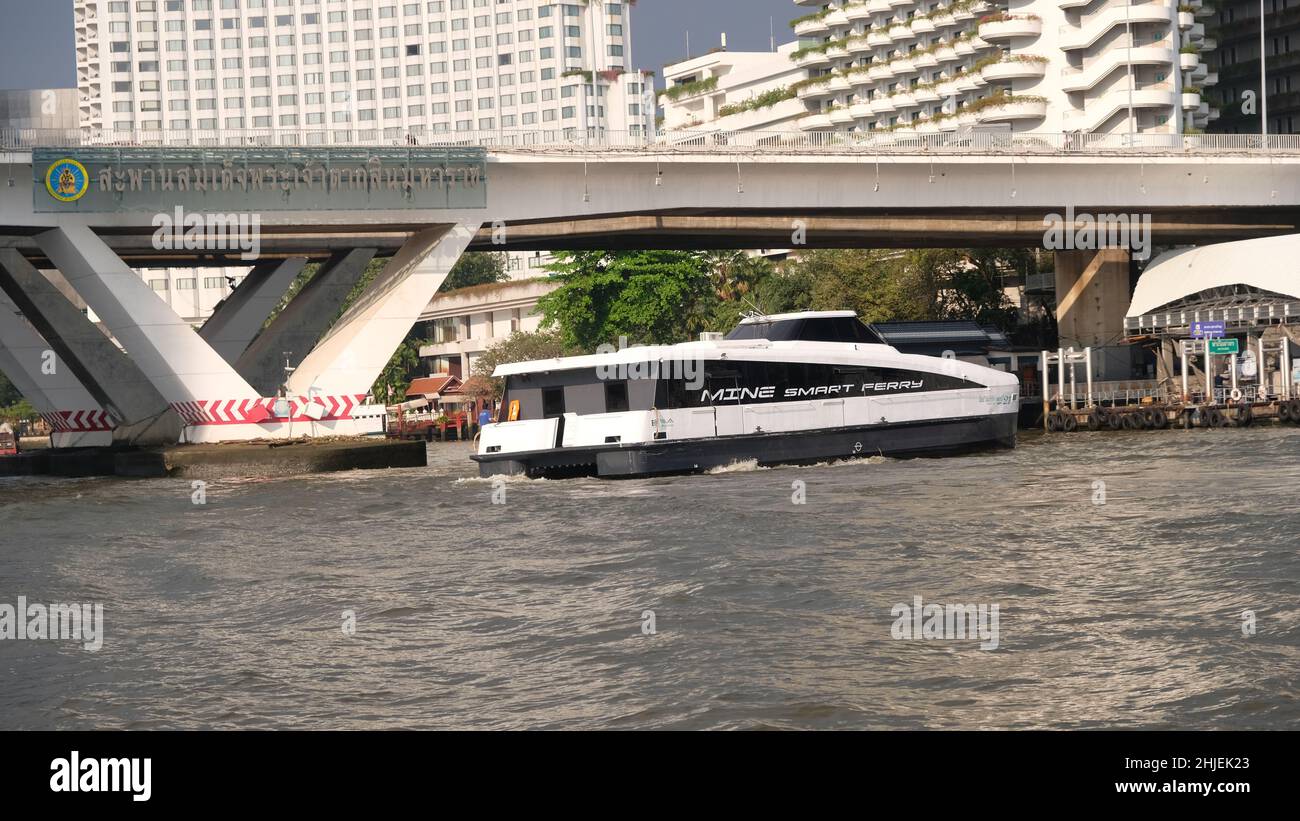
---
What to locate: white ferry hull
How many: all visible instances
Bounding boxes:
[473,410,1017,478]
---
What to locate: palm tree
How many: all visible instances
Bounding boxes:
[703,250,772,303]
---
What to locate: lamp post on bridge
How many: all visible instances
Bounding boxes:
[1260,0,1269,143]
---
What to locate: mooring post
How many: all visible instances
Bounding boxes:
[1041,350,1050,431]
[1057,347,1065,421]
[1181,339,1190,403]
[1085,346,1093,408]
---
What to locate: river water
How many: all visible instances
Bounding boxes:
[1,428,1298,730]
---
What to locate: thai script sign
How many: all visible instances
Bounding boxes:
[32,146,487,212]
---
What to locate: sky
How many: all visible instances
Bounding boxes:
[0,0,75,90]
[0,0,802,92]
[633,0,802,76]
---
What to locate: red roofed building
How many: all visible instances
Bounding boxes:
[405,374,461,399]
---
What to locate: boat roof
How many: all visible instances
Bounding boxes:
[736,310,856,324]
[491,338,904,377]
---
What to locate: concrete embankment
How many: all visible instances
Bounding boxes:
[0,437,426,479]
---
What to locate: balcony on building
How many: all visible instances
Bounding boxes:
[981,56,1049,82]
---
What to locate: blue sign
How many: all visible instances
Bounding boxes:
[1191,321,1225,339]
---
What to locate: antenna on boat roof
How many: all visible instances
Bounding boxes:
[739,296,766,320]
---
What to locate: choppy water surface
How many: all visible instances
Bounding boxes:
[1,428,1298,729]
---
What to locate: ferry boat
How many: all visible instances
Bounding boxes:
[472,311,1019,478]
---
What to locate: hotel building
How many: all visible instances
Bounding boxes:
[663,0,1223,136]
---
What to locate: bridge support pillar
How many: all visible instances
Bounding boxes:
[0,249,181,446]
[35,223,261,408]
[199,257,307,365]
[288,222,479,398]
[234,248,376,396]
[0,291,112,447]
[1054,247,1131,350]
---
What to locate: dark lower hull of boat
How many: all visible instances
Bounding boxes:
[472,412,1018,479]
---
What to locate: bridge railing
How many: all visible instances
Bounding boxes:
[4,127,1300,155]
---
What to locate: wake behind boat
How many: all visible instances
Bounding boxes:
[472,311,1019,478]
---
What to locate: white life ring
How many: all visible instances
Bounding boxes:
[1229,388,1244,403]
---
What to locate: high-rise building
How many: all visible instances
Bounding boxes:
[72,0,651,327]
[75,0,655,140]
[1205,0,1300,134]
[701,0,1222,136]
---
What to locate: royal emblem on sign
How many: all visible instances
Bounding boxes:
[44,159,90,202]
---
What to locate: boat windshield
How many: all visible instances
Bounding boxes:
[725,315,882,344]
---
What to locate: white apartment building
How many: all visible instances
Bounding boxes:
[76,0,655,140]
[660,42,808,131]
[667,0,1218,136]
[417,276,556,377]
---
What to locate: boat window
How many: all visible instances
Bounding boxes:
[724,319,805,341]
[604,381,629,413]
[542,387,565,419]
[833,316,881,343]
[724,316,882,343]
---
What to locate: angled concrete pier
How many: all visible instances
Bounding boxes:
[289,224,477,397]
[199,257,307,365]
[36,224,261,404]
[0,291,111,447]
[235,248,376,396]
[0,249,180,445]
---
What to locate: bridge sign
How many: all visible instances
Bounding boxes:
[1191,321,1225,338]
[32,146,487,213]
[1208,338,1239,355]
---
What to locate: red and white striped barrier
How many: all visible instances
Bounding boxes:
[34,395,366,436]
[171,395,367,426]
[40,410,116,432]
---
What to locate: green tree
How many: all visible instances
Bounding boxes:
[442,251,508,291]
[786,249,935,322]
[0,398,37,425]
[689,251,780,334]
[773,248,1024,330]
[935,248,1024,332]
[701,250,773,302]
[466,329,571,402]
[0,371,23,408]
[750,263,816,316]
[536,250,714,350]
[370,335,426,406]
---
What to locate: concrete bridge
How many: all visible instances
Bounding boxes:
[2,128,1299,446]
